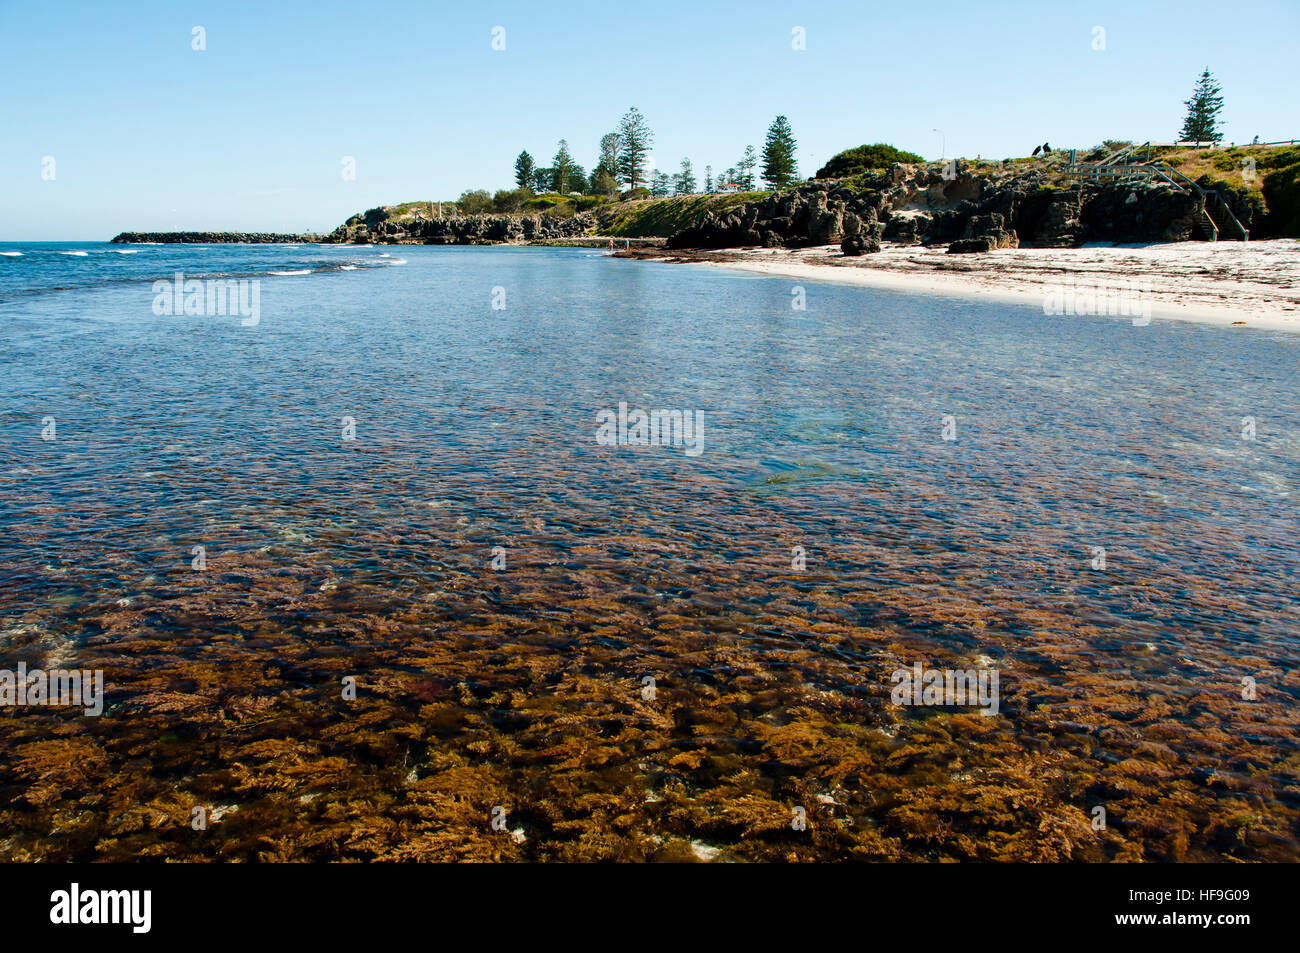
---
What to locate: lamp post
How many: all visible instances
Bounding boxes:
[932,128,946,160]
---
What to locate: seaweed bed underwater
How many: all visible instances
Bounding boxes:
[0,246,1297,861]
[2,461,1297,862]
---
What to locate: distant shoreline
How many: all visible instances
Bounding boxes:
[110,231,320,244]
[107,231,668,249]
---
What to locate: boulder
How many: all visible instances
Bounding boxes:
[808,207,844,244]
[841,211,883,255]
[887,214,930,245]
[948,236,997,253]
[1032,195,1082,247]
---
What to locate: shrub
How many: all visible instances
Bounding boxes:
[458,189,493,215]
[492,188,532,214]
[525,193,576,217]
[1259,146,1300,236]
[815,143,924,179]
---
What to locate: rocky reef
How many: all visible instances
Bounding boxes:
[110,232,318,244]
[668,186,887,253]
[324,206,596,245]
[664,162,1262,254]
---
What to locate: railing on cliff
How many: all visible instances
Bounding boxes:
[1065,143,1249,242]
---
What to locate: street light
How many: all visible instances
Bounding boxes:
[932,128,946,160]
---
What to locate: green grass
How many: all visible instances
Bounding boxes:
[1163,144,1300,234]
[524,193,576,215]
[383,202,433,220]
[593,192,770,237]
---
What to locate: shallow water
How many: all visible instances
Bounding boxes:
[0,242,1297,860]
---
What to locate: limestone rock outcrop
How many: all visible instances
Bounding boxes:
[662,160,1233,254]
[328,211,595,245]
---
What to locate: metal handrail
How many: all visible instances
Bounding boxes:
[1065,151,1250,241]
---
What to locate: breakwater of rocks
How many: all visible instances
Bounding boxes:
[110,232,320,244]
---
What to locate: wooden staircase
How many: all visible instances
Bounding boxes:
[1067,143,1249,242]
[1197,209,1219,241]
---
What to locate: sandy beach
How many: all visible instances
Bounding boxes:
[620,239,1300,331]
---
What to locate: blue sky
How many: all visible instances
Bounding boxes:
[2,0,1297,239]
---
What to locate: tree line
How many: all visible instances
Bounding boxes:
[456,72,1233,215]
[466,109,801,212]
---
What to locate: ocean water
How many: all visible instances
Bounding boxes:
[1,241,1297,861]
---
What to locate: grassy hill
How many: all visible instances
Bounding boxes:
[1159,143,1300,236]
[341,142,1300,242]
[343,191,772,239]
[592,192,769,237]
[921,143,1300,237]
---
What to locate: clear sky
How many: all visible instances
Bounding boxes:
[2,0,1297,239]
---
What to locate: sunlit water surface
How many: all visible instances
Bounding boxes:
[0,242,1296,861]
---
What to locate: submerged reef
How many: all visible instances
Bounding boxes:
[1,503,1295,862]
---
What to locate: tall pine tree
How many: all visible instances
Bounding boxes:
[676,158,697,194]
[617,107,653,190]
[514,150,535,190]
[598,133,620,179]
[552,139,575,193]
[761,115,799,190]
[1179,68,1224,143]
[736,145,757,190]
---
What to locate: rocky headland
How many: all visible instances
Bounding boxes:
[665,160,1265,254]
[324,207,597,245]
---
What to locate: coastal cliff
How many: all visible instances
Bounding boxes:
[666,160,1266,253]
[319,192,768,245]
[110,145,1296,251]
[324,208,595,245]
[315,152,1288,253]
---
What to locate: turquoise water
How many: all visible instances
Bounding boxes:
[1,241,1297,860]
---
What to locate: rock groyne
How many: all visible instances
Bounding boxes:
[110,232,319,244]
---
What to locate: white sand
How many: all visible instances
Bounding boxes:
[671,240,1300,332]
